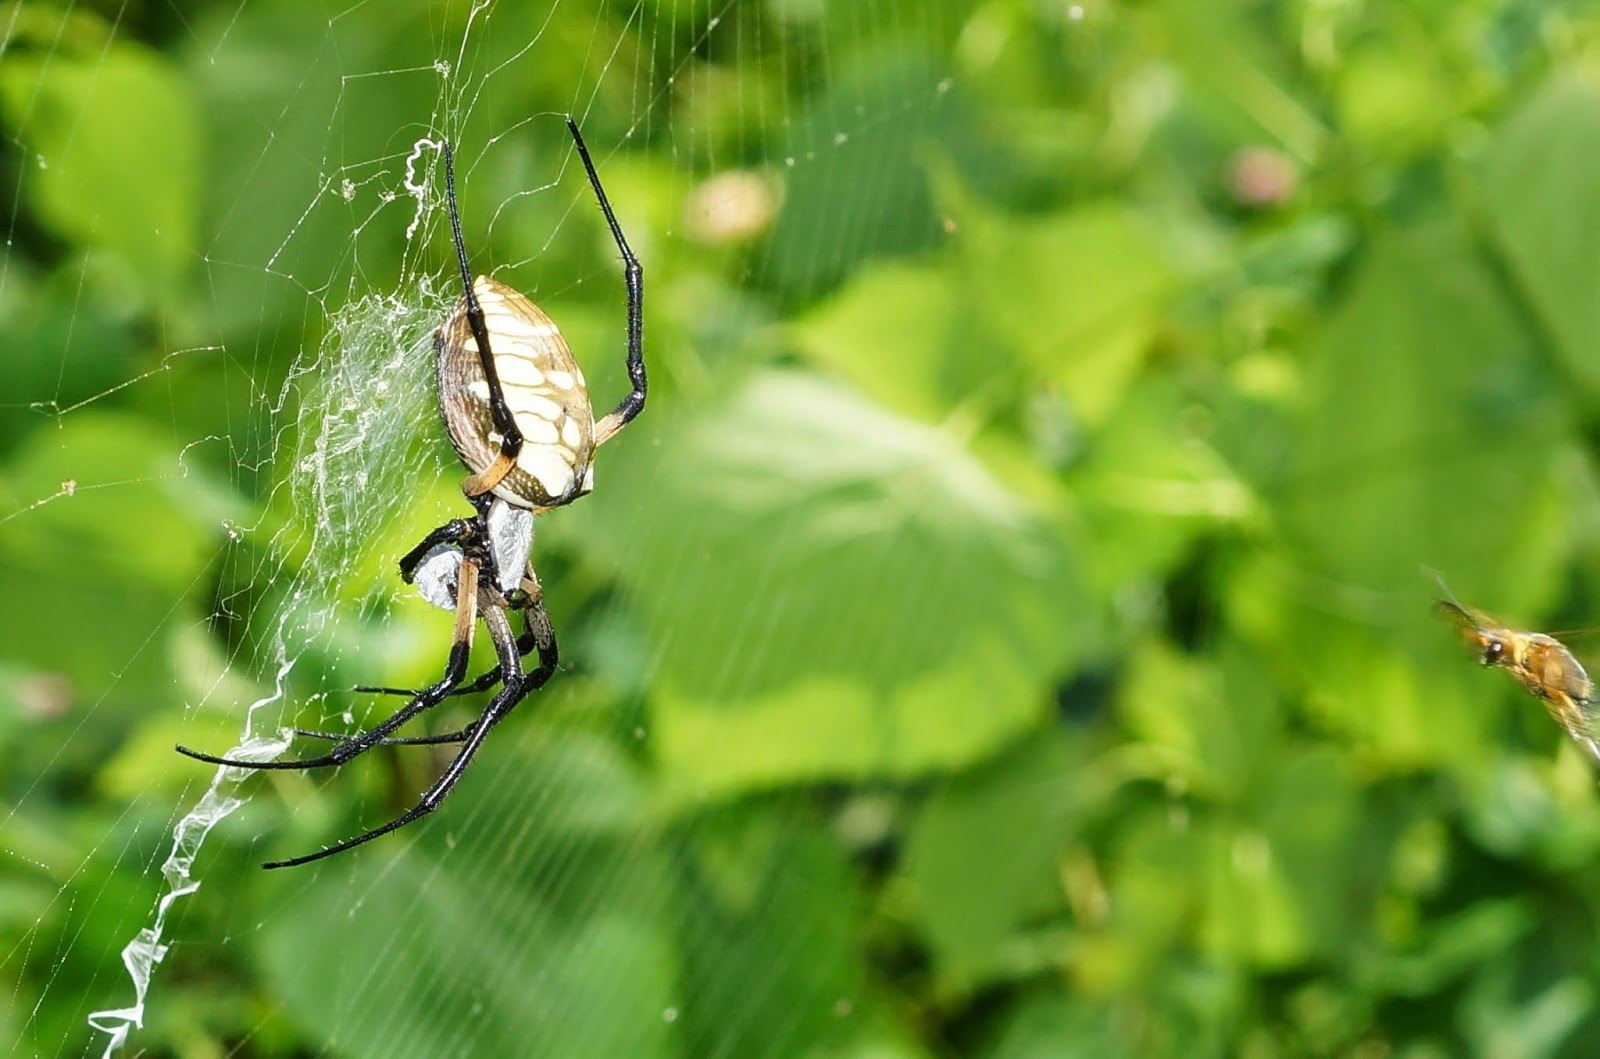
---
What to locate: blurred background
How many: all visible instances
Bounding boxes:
[6,0,1600,1055]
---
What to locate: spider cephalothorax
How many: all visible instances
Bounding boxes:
[178,118,644,868]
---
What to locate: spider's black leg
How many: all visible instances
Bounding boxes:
[334,588,558,745]
[263,595,538,869]
[355,628,542,701]
[292,726,473,747]
[353,507,497,700]
[510,579,558,684]
[485,572,556,690]
[566,117,645,447]
[263,688,516,868]
[442,142,522,497]
[176,560,483,770]
[352,627,533,699]
[357,571,546,699]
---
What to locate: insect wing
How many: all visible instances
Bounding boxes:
[1436,598,1493,638]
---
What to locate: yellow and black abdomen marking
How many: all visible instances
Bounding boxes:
[435,276,596,509]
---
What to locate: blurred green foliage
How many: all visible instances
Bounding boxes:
[7,0,1600,1056]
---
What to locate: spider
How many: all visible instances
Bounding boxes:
[177,117,645,869]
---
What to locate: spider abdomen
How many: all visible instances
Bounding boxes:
[436,276,596,508]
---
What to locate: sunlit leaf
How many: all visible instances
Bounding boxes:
[0,45,200,310]
[575,370,1090,797]
[952,193,1183,424]
[1461,964,1591,1059]
[1239,219,1572,768]
[979,990,1125,1059]
[258,735,683,1059]
[896,731,1086,993]
[1482,66,1600,396]
[676,810,866,1056]
[761,52,949,294]
[789,261,960,421]
[1117,638,1283,804]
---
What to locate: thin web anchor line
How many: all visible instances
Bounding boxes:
[83,256,454,1057]
[86,664,295,1058]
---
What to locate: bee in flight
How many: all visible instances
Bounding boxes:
[1438,598,1600,767]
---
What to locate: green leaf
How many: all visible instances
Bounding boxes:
[1335,38,1448,157]
[1234,219,1573,769]
[954,194,1183,424]
[760,51,947,294]
[1149,0,1328,162]
[1069,376,1257,593]
[574,370,1090,798]
[1482,67,1600,396]
[0,413,242,723]
[980,990,1125,1059]
[1117,638,1283,804]
[788,261,960,422]
[0,262,141,429]
[895,731,1087,993]
[1074,809,1204,994]
[1461,964,1591,1059]
[1356,900,1533,1000]
[1284,220,1566,594]
[1199,747,1361,970]
[676,810,865,1057]
[0,45,201,311]
[258,734,684,1059]
[0,412,227,591]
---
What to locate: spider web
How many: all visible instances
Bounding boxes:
[1,2,982,1056]
[12,1,1600,1057]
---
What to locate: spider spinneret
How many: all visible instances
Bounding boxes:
[177,117,645,869]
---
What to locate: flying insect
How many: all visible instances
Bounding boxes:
[1437,598,1600,767]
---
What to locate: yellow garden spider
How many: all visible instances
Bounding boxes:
[177,118,644,869]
